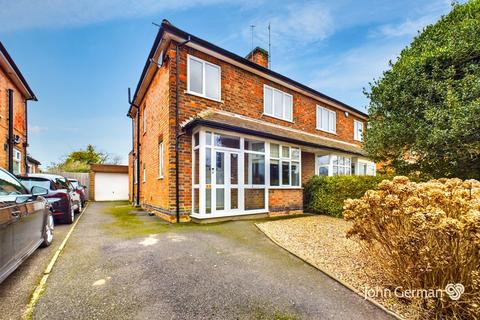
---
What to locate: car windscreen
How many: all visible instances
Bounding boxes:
[0,170,27,197]
[69,180,79,188]
[19,178,51,191]
[54,178,70,190]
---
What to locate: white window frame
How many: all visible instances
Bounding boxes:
[269,144,301,188]
[143,105,147,134]
[158,141,164,179]
[331,155,351,176]
[316,105,336,134]
[354,120,364,141]
[263,84,293,122]
[143,162,146,183]
[13,149,21,175]
[187,55,221,101]
[355,159,376,176]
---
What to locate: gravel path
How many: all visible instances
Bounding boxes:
[34,202,394,320]
[257,216,407,318]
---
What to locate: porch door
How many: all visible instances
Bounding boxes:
[213,150,240,215]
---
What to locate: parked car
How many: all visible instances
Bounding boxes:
[68,179,87,206]
[18,174,82,224]
[0,168,53,283]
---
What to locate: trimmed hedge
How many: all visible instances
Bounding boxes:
[304,175,390,217]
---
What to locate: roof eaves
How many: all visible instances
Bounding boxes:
[0,41,37,101]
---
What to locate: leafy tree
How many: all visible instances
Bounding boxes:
[364,0,480,179]
[49,145,113,173]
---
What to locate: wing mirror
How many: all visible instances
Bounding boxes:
[31,186,48,197]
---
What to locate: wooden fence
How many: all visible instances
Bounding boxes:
[47,171,91,200]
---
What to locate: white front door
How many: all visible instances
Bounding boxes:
[212,150,240,215]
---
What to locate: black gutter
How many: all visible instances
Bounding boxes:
[128,20,367,118]
[184,119,366,157]
[175,36,191,223]
[7,89,13,173]
[0,41,37,101]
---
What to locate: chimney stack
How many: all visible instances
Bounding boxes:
[246,47,269,68]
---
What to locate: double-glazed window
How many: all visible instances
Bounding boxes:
[244,139,265,185]
[354,120,364,141]
[270,144,300,187]
[13,149,21,175]
[264,85,293,122]
[187,55,221,101]
[158,141,164,178]
[316,105,336,133]
[143,105,147,134]
[332,155,351,176]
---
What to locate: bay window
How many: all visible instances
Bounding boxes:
[187,55,221,101]
[270,144,300,187]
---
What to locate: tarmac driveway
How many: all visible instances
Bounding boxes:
[34,202,393,320]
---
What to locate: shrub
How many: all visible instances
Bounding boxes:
[344,177,480,319]
[304,175,389,217]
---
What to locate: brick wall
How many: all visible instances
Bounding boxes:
[0,67,27,174]
[269,189,303,215]
[301,152,316,185]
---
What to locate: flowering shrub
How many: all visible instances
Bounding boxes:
[344,177,480,319]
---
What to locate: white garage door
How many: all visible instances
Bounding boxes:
[94,172,129,201]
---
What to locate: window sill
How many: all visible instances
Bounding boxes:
[185,91,223,103]
[262,113,294,123]
[269,186,303,190]
[316,128,337,135]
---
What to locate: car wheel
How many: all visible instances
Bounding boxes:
[41,213,54,247]
[75,201,82,214]
[63,204,75,224]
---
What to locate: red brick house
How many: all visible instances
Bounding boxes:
[127,20,375,223]
[0,41,37,175]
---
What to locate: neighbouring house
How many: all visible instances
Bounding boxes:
[127,20,376,223]
[0,41,37,175]
[90,164,129,201]
[27,155,41,173]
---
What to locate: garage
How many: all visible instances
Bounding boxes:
[90,164,129,201]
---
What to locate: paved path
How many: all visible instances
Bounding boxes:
[34,202,393,320]
[0,217,72,320]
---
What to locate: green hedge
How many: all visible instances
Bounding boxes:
[303,175,391,217]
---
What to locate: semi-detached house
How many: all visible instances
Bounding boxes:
[127,20,376,223]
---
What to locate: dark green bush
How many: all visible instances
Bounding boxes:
[303,175,391,217]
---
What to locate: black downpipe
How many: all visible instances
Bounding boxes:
[128,88,141,206]
[175,37,190,223]
[131,117,135,205]
[24,100,28,174]
[7,89,13,173]
[136,110,140,206]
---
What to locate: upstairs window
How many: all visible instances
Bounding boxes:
[264,85,293,122]
[316,106,336,133]
[187,55,221,101]
[354,120,364,141]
